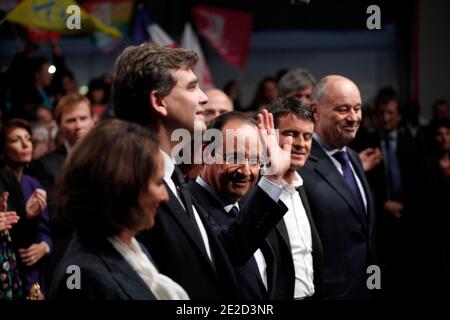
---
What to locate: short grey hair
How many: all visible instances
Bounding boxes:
[310,76,330,105]
[277,68,316,97]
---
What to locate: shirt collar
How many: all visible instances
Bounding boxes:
[382,129,398,141]
[313,132,347,157]
[161,149,175,181]
[64,141,72,154]
[281,171,303,194]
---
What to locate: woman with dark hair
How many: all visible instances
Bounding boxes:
[0,119,50,299]
[49,119,187,300]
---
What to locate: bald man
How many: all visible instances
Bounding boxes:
[204,89,234,125]
[301,75,376,300]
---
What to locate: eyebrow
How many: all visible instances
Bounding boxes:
[281,128,299,134]
[187,78,199,88]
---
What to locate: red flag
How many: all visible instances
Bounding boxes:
[192,6,253,70]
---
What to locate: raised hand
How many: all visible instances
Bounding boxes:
[257,109,293,183]
[26,188,47,219]
[0,211,19,232]
[359,147,382,172]
[0,191,8,212]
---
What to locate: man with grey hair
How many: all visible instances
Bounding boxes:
[301,75,376,299]
[277,68,316,107]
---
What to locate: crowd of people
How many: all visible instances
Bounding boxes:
[0,38,448,300]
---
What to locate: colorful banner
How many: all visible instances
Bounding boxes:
[83,0,133,51]
[192,6,253,70]
[5,0,121,38]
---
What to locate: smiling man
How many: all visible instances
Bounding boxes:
[265,97,323,300]
[301,75,376,300]
[189,112,276,300]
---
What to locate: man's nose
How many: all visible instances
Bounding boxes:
[198,88,208,105]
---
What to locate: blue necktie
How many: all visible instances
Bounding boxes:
[228,206,239,218]
[384,134,402,197]
[333,151,366,213]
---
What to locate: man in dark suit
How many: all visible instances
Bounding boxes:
[266,97,323,300]
[188,112,277,300]
[363,89,421,297]
[112,43,292,300]
[301,75,376,299]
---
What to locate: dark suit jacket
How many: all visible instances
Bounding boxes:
[33,144,68,189]
[187,180,276,300]
[301,140,376,299]
[266,184,324,299]
[137,181,287,300]
[49,234,157,300]
[364,131,420,204]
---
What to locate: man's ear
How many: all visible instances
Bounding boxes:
[310,102,319,122]
[149,90,168,117]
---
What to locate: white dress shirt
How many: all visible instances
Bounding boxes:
[313,133,367,210]
[161,150,213,262]
[280,172,315,298]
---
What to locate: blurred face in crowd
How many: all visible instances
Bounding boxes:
[286,85,314,107]
[312,76,362,149]
[264,80,278,102]
[5,127,33,165]
[203,120,260,203]
[59,101,94,147]
[377,100,401,132]
[435,126,450,152]
[435,103,450,120]
[138,153,169,230]
[36,106,53,124]
[62,75,78,95]
[36,62,53,87]
[277,114,314,171]
[90,89,105,105]
[160,67,208,134]
[32,131,49,160]
[204,89,234,125]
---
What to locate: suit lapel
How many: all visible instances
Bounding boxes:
[260,239,276,298]
[310,141,368,230]
[98,242,156,300]
[162,182,212,264]
[296,185,323,262]
[275,219,291,251]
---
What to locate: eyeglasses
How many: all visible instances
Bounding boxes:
[222,153,262,168]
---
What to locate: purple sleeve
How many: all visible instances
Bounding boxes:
[25,270,40,292]
[21,175,53,252]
